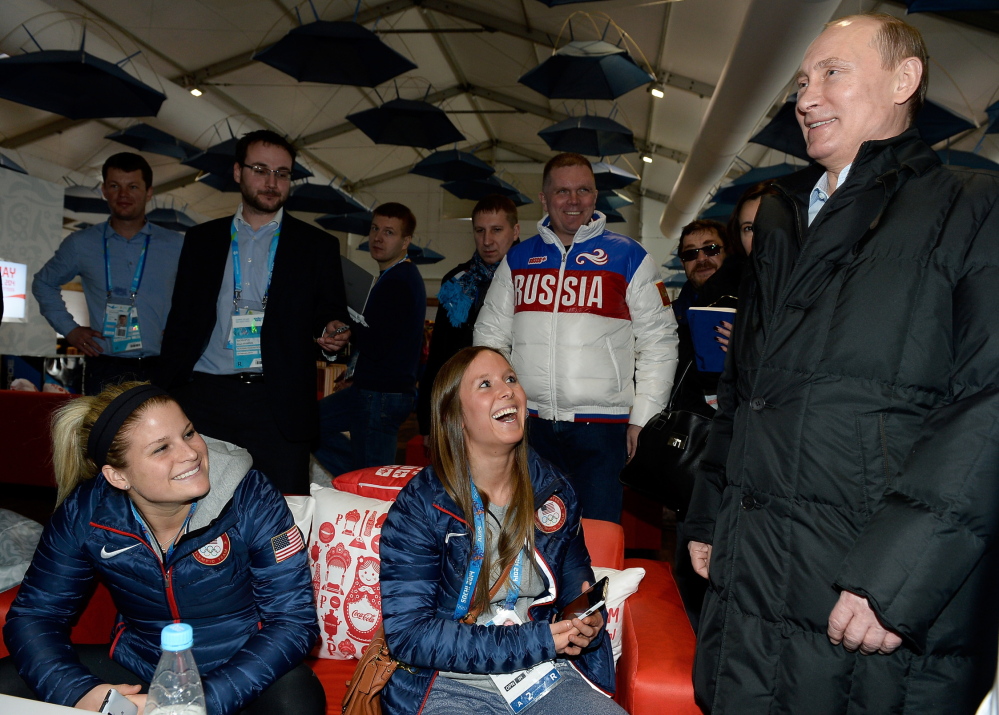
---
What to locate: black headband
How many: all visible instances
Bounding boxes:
[87,384,170,469]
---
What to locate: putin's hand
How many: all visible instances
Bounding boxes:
[827,590,903,655]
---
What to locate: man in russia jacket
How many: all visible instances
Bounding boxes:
[474,152,678,523]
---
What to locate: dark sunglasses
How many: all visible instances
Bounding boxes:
[679,243,723,262]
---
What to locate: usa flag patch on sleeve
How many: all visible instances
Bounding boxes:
[271,526,305,564]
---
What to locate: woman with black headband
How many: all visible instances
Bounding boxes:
[0,382,323,715]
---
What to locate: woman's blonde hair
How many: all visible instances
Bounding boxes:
[51,381,175,506]
[429,346,536,615]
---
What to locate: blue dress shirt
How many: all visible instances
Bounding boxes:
[807,164,853,226]
[32,220,183,358]
[194,205,282,375]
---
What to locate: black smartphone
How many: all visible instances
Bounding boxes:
[556,576,609,622]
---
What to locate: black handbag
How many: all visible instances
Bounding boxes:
[619,363,713,518]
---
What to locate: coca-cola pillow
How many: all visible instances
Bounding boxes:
[308,484,392,660]
[332,465,422,502]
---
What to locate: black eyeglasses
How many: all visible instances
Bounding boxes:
[240,163,292,181]
[679,243,723,262]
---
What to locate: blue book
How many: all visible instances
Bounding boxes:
[687,307,737,373]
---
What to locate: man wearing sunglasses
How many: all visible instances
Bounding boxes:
[156,129,350,494]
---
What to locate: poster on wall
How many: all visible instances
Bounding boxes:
[1,259,28,321]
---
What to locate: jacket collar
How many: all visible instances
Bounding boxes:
[536,211,607,248]
[777,128,939,203]
[431,448,568,520]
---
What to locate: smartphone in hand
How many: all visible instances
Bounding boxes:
[556,576,609,622]
[99,688,139,715]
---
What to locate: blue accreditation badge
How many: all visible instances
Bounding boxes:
[230,313,265,369]
[102,302,142,353]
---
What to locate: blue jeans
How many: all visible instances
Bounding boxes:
[527,419,628,523]
[422,661,626,715]
[314,385,414,476]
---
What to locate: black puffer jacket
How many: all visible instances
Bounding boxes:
[685,130,999,715]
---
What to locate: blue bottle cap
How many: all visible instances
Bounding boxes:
[160,623,193,651]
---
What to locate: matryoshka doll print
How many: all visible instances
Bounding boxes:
[343,555,382,641]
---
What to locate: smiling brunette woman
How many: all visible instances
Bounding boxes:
[378,347,626,715]
[0,382,323,715]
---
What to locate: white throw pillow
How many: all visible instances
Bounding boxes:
[284,495,316,542]
[592,566,647,665]
[308,484,392,660]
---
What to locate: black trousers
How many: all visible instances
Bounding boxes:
[83,355,161,396]
[172,373,312,495]
[0,646,325,715]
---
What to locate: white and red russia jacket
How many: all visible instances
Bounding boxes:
[474,212,678,427]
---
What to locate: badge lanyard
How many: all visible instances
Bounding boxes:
[453,479,525,621]
[104,223,150,305]
[230,218,280,314]
[129,501,197,562]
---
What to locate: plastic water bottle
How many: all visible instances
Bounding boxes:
[145,623,207,715]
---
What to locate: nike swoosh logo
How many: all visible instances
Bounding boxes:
[100,543,140,559]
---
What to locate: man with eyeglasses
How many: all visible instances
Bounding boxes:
[475,152,677,524]
[156,129,350,494]
[32,152,184,395]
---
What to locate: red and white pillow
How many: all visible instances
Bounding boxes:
[307,484,393,660]
[592,566,646,664]
[332,465,422,501]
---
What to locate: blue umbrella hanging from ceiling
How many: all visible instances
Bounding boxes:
[712,163,800,204]
[596,190,633,212]
[698,203,736,220]
[519,40,654,100]
[195,172,240,192]
[752,97,977,158]
[106,123,200,160]
[663,273,687,288]
[317,211,374,235]
[408,244,446,265]
[0,50,165,119]
[0,153,27,174]
[253,21,416,87]
[904,0,999,10]
[602,207,627,223]
[662,256,683,270]
[936,149,999,171]
[441,175,533,206]
[183,138,313,179]
[147,207,197,232]
[539,115,636,157]
[985,100,999,135]
[348,98,464,149]
[410,149,494,181]
[535,0,615,6]
[591,161,639,190]
[64,185,109,214]
[285,183,366,214]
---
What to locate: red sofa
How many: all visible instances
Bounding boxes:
[0,519,698,714]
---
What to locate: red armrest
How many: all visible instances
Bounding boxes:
[0,583,117,659]
[616,558,699,715]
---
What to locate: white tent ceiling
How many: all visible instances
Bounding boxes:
[1,0,998,277]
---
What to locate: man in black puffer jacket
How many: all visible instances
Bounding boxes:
[686,13,999,714]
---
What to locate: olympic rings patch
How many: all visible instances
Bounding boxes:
[535,496,566,533]
[194,533,231,565]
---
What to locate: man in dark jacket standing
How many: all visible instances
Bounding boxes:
[156,130,350,495]
[686,14,999,714]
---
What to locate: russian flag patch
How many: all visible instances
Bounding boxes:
[271,526,305,564]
